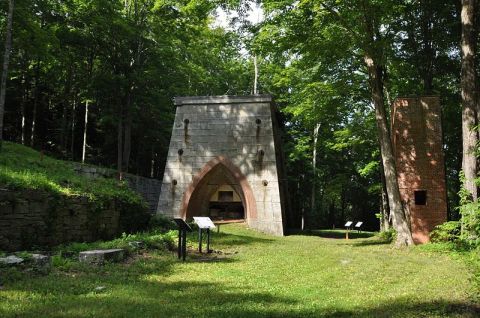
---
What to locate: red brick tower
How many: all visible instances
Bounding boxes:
[391,96,448,244]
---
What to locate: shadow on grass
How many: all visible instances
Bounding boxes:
[349,239,392,247]
[291,229,375,240]
[3,255,295,317]
[186,251,239,263]
[187,231,274,248]
[321,299,480,318]
[3,274,479,318]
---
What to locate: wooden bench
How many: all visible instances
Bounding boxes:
[213,219,245,233]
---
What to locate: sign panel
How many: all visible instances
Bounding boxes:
[355,222,363,228]
[344,221,353,227]
[193,217,216,229]
[174,218,193,232]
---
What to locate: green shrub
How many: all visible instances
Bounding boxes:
[59,242,91,255]
[51,254,75,270]
[458,173,480,247]
[144,231,176,250]
[459,200,480,246]
[430,221,461,243]
[377,229,397,243]
[118,200,151,234]
[148,214,176,231]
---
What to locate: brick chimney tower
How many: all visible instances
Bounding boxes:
[391,96,448,244]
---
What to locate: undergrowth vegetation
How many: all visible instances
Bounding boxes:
[430,221,462,244]
[49,229,177,271]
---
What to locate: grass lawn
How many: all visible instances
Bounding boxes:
[1,224,479,317]
[0,142,142,204]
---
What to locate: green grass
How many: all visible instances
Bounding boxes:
[1,224,479,317]
[292,229,377,240]
[0,142,143,205]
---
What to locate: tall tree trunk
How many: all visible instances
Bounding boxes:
[364,53,414,246]
[70,93,77,158]
[421,0,435,94]
[311,122,320,222]
[329,201,336,229]
[82,47,95,164]
[379,159,391,231]
[360,1,413,245]
[297,177,302,230]
[82,101,89,163]
[150,146,155,178]
[30,90,37,147]
[0,0,15,150]
[30,61,40,147]
[461,0,478,201]
[300,174,305,230]
[117,102,124,180]
[253,55,258,94]
[21,74,26,145]
[122,94,132,172]
[61,66,73,154]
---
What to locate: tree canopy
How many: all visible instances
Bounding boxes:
[0,0,477,244]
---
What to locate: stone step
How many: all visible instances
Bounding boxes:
[0,255,24,265]
[79,249,125,265]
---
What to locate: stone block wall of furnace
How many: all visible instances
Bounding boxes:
[156,95,287,236]
[392,96,447,244]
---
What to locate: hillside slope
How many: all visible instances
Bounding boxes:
[0,142,150,250]
[0,142,143,204]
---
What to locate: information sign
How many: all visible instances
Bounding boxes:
[174,218,193,232]
[193,217,216,229]
[174,218,192,261]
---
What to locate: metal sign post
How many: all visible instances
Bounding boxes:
[193,217,216,254]
[174,218,193,261]
[344,221,353,240]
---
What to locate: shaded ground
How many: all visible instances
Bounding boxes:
[1,224,478,317]
[291,229,377,240]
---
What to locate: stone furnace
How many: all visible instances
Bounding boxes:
[156,95,288,236]
[391,96,448,243]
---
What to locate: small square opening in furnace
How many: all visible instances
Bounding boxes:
[414,190,427,205]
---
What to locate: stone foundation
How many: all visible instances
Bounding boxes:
[0,189,149,251]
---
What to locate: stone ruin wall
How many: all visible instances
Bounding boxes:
[73,164,162,213]
[0,166,156,251]
[0,189,139,251]
[392,96,448,244]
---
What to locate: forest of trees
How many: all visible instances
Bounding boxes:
[1,1,478,246]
